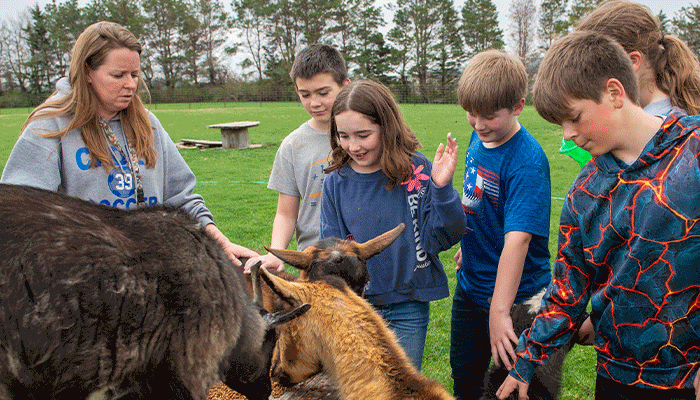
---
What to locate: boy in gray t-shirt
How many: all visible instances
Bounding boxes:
[244,44,349,273]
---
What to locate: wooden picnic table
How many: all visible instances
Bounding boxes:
[207,121,261,149]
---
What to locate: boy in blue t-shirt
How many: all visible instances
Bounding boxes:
[498,31,700,400]
[450,50,551,400]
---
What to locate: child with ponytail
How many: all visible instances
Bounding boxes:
[561,0,700,167]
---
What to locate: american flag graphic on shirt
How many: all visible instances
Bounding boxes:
[462,153,500,214]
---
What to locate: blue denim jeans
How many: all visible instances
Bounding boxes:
[450,283,491,400]
[374,300,430,371]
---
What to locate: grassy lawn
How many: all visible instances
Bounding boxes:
[0,102,596,399]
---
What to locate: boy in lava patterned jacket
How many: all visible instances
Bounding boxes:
[497,31,700,400]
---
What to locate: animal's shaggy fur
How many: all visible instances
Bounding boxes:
[479,289,586,400]
[0,184,304,400]
[253,264,455,400]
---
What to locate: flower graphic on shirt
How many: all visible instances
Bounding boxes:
[402,164,430,191]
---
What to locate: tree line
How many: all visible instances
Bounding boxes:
[0,0,699,105]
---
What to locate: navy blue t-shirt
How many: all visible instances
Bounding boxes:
[320,152,466,306]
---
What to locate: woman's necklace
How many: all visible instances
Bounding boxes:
[99,117,146,207]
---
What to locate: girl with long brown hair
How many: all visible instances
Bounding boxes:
[320,79,466,371]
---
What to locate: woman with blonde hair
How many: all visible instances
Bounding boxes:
[1,21,257,265]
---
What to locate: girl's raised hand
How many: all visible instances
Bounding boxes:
[431,132,458,187]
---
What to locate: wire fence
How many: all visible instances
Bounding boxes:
[0,81,462,110]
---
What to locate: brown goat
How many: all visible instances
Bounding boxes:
[252,263,455,400]
[265,223,405,295]
[247,223,405,312]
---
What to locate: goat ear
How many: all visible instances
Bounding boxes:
[255,265,311,327]
[263,245,314,270]
[263,303,311,327]
[255,263,304,306]
[357,223,405,260]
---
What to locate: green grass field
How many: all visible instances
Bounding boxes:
[0,102,596,399]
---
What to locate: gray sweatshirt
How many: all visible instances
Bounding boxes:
[1,77,214,226]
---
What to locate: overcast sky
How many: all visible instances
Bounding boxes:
[1,0,692,79]
[1,0,693,25]
[0,0,693,43]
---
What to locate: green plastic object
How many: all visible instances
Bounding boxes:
[559,138,592,169]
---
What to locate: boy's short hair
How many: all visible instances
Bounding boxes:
[457,50,527,116]
[533,31,640,125]
[289,44,348,85]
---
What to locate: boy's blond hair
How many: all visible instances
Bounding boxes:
[457,50,527,116]
[533,31,639,125]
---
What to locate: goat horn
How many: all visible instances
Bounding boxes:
[250,261,265,309]
[357,223,405,260]
[263,245,314,270]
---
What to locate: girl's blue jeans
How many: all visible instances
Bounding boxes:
[374,300,430,371]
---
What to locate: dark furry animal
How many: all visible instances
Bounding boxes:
[0,184,307,400]
[480,290,588,400]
